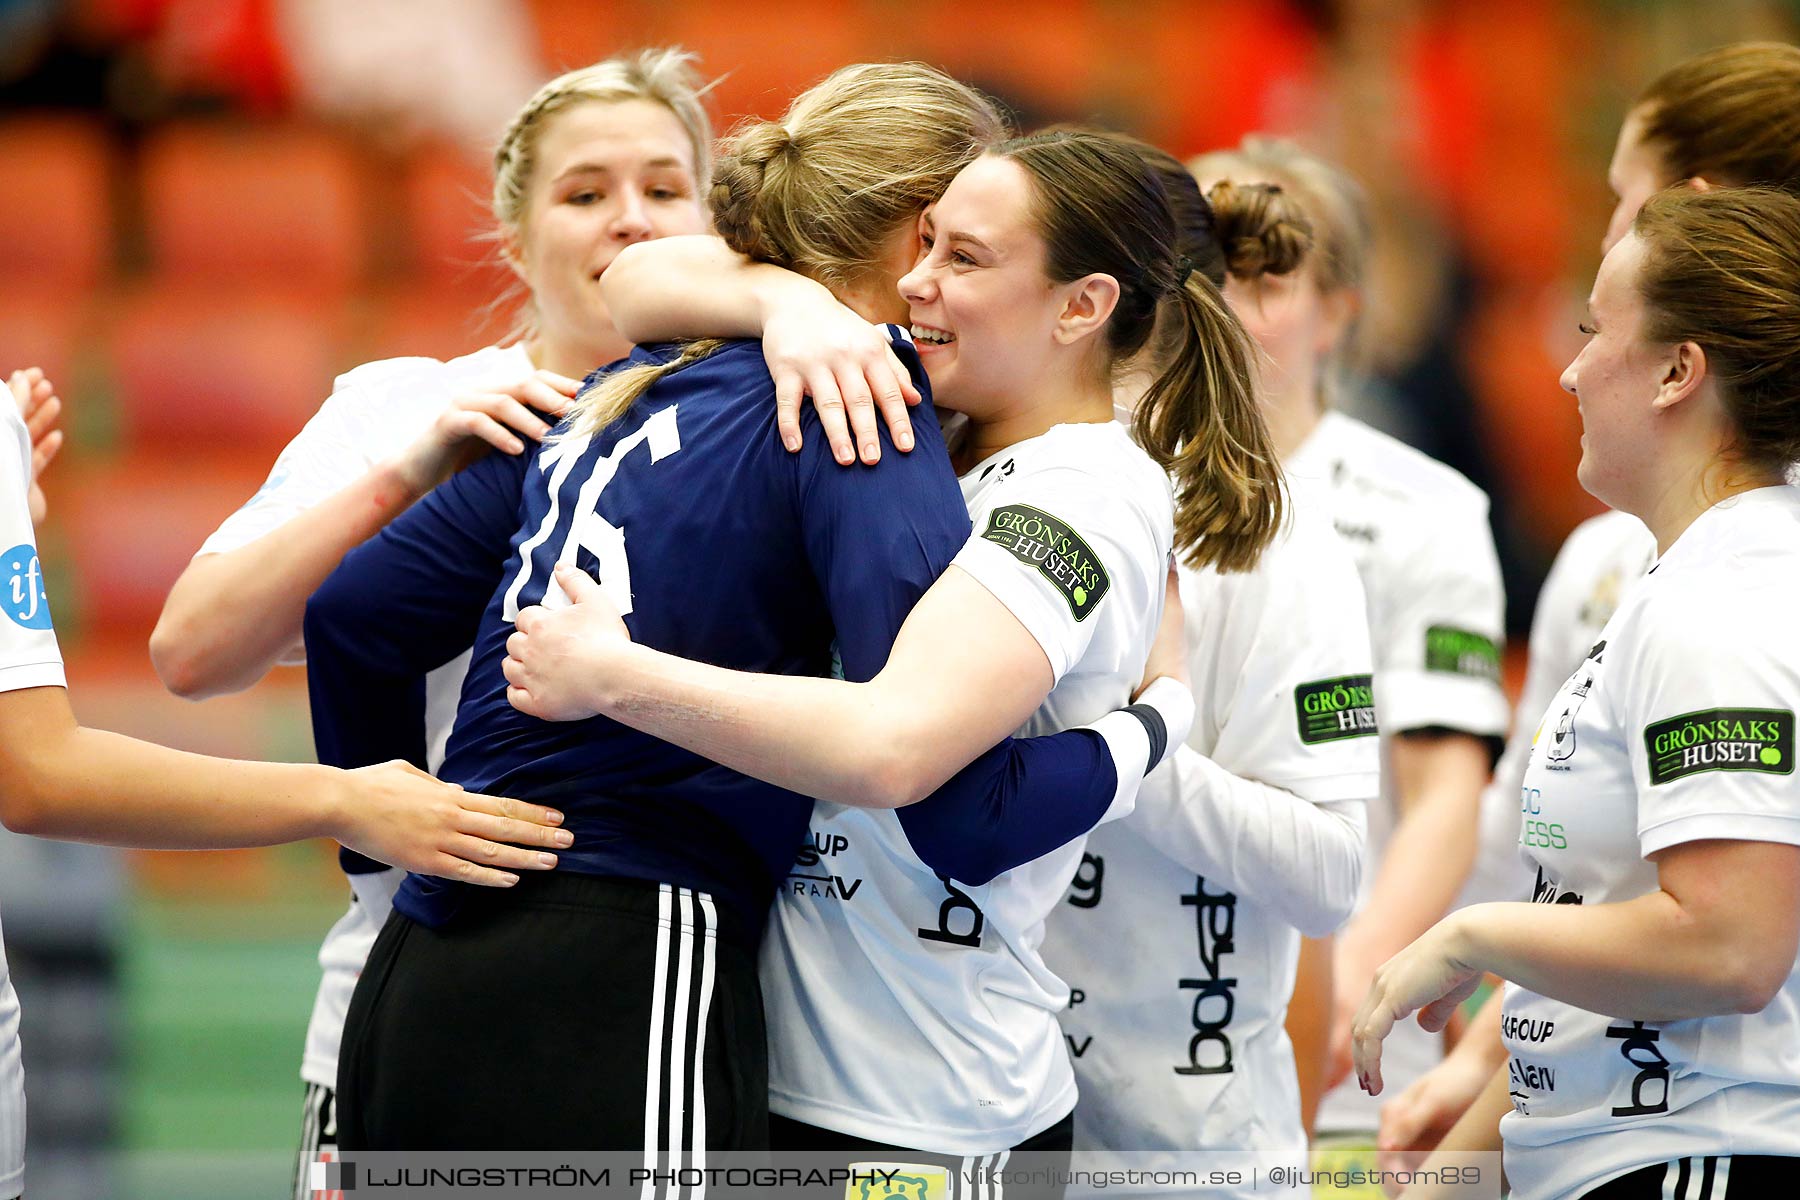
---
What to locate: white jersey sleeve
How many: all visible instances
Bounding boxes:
[1126,499,1376,933]
[0,402,63,694]
[1615,577,1800,857]
[951,459,1168,685]
[1374,494,1509,739]
[196,359,430,558]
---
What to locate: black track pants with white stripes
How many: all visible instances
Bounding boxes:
[1581,1154,1799,1199]
[337,874,767,1152]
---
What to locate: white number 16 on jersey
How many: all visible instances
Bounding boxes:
[501,405,681,622]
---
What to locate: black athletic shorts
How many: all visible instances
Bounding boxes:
[337,873,767,1153]
[770,1109,1074,1200]
[1581,1154,1798,1199]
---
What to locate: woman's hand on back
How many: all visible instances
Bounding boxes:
[763,297,921,466]
[504,564,633,722]
[330,759,572,888]
[388,369,582,498]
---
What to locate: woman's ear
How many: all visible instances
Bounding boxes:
[1653,340,1709,412]
[1053,273,1121,345]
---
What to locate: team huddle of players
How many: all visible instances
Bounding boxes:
[3,37,1800,1200]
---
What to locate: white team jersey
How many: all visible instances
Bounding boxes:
[762,421,1173,1155]
[1043,480,1377,1195]
[1,399,66,1198]
[1290,411,1510,1131]
[200,343,533,1087]
[1500,485,1800,1199]
[1459,511,1654,910]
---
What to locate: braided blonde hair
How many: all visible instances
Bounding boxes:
[493,47,714,234]
[568,62,1007,438]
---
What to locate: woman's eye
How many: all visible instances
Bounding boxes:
[1578,322,1597,336]
[920,233,935,250]
[568,190,601,205]
[648,187,686,201]
[953,250,976,267]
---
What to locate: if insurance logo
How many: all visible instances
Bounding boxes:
[3,544,50,629]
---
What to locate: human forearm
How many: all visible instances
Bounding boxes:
[602,236,828,344]
[0,686,569,885]
[1450,894,1787,1021]
[152,461,427,698]
[1342,785,1480,975]
[584,640,988,809]
[1,691,338,845]
[508,564,1058,809]
[1393,1067,1509,1200]
[1140,747,1366,935]
[1288,934,1334,1134]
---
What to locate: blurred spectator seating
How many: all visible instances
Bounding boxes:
[0,116,115,293]
[397,141,514,299]
[139,121,368,295]
[0,295,86,405]
[109,282,348,455]
[55,452,273,641]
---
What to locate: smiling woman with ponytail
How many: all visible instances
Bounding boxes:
[986,131,1293,573]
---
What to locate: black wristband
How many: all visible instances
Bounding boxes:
[1122,703,1168,776]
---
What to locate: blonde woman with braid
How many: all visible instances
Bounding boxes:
[492,126,1300,1183]
[307,64,1198,1157]
[145,49,714,1188]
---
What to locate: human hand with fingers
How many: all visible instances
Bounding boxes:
[763,296,921,466]
[503,564,633,722]
[1377,1035,1502,1163]
[8,368,64,524]
[389,368,582,497]
[330,759,573,887]
[1351,913,1483,1096]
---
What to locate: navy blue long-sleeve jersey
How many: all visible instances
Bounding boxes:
[305,331,1126,934]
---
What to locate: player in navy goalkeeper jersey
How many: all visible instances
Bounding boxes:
[307,66,1187,1157]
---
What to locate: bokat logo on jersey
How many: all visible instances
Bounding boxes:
[1606,1020,1671,1117]
[1644,707,1794,785]
[1294,674,1377,744]
[1175,876,1236,1076]
[917,874,985,947]
[4,544,51,630]
[979,504,1110,621]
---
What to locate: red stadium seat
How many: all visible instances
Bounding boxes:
[139,122,369,294]
[55,453,276,638]
[364,284,518,365]
[526,0,625,73]
[399,142,516,297]
[109,283,349,455]
[0,295,88,405]
[0,116,115,289]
